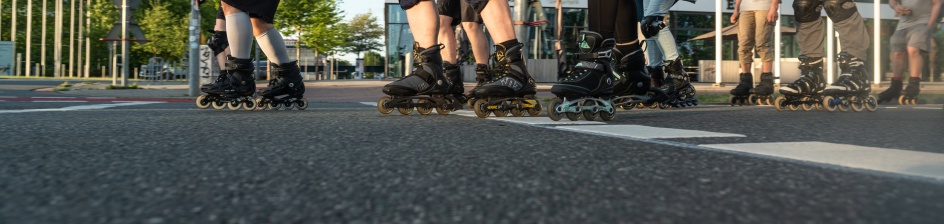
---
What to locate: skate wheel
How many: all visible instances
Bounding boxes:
[865,95,878,112]
[910,98,918,105]
[510,100,525,117]
[196,95,211,109]
[774,96,786,112]
[284,100,296,110]
[729,95,737,106]
[377,96,394,114]
[582,100,598,121]
[493,107,508,117]
[435,102,451,115]
[254,98,269,110]
[416,99,433,115]
[565,112,580,121]
[748,95,756,106]
[272,101,284,110]
[822,96,838,112]
[765,97,772,106]
[837,97,850,112]
[599,106,616,121]
[658,102,670,109]
[242,100,256,111]
[473,99,490,118]
[547,98,563,121]
[467,97,477,109]
[898,95,907,105]
[212,100,226,110]
[527,99,542,117]
[227,100,241,111]
[850,96,864,112]
[801,97,814,111]
[647,103,657,109]
[295,98,308,110]
[397,105,414,115]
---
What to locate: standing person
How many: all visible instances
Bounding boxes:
[729,0,780,104]
[200,0,306,110]
[547,0,651,121]
[378,0,538,118]
[642,0,697,107]
[777,0,874,112]
[878,0,942,104]
[436,0,494,104]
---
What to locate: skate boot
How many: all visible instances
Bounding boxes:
[548,31,617,121]
[729,73,753,106]
[877,79,902,104]
[775,55,825,112]
[256,61,307,110]
[196,30,231,109]
[465,63,494,108]
[378,43,463,115]
[822,52,876,112]
[898,78,921,105]
[471,40,540,118]
[649,66,665,89]
[750,72,775,105]
[661,59,697,107]
[198,56,257,110]
[611,41,668,110]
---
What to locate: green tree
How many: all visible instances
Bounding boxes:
[135,0,188,62]
[276,0,346,58]
[343,12,383,59]
[363,51,384,66]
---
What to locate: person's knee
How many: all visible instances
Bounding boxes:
[250,18,274,31]
[907,48,923,57]
[462,22,482,33]
[793,0,823,23]
[823,0,859,23]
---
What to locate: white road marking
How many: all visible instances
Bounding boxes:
[0,102,161,114]
[881,107,899,109]
[451,110,605,125]
[31,96,76,99]
[701,142,944,181]
[556,125,745,139]
[360,102,375,106]
[914,107,942,110]
[32,100,88,103]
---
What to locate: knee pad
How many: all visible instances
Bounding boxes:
[641,16,666,39]
[207,31,229,56]
[793,0,823,23]
[824,0,858,23]
[465,0,488,14]
[399,0,430,10]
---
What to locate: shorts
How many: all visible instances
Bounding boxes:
[438,0,483,27]
[891,25,931,52]
[221,0,279,23]
[216,6,225,20]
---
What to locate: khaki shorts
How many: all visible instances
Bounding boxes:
[891,25,931,52]
[737,10,774,64]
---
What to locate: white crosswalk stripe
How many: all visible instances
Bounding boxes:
[556,125,746,139]
[0,102,162,114]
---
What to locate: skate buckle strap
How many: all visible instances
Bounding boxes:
[574,61,605,71]
[578,51,612,60]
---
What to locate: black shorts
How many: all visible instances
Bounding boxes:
[216,6,225,19]
[438,0,482,27]
[221,0,279,23]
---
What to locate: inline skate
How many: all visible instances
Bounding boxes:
[661,59,698,107]
[610,40,670,111]
[547,31,617,121]
[255,60,307,110]
[470,40,541,118]
[821,52,877,112]
[898,78,921,105]
[877,79,902,104]
[197,56,257,110]
[196,30,232,109]
[729,73,753,106]
[751,72,775,105]
[465,63,495,109]
[377,43,465,115]
[775,55,826,112]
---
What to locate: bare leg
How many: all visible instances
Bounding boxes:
[406,1,439,48]
[462,22,489,64]
[741,63,752,73]
[479,0,515,43]
[893,51,907,79]
[762,61,772,73]
[908,47,923,79]
[439,15,458,64]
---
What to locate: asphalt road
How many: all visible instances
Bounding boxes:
[1,80,943,223]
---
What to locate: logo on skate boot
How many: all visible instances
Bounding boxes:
[500,78,523,90]
[289,83,295,88]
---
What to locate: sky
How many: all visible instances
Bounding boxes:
[335,0,387,63]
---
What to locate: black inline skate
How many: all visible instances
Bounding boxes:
[898,78,921,105]
[377,43,465,115]
[776,55,826,112]
[465,63,495,108]
[610,40,670,111]
[729,72,753,106]
[661,59,698,108]
[877,79,902,104]
[197,56,257,110]
[196,30,232,109]
[548,31,617,121]
[821,52,877,112]
[255,60,307,110]
[751,72,775,105]
[470,41,541,118]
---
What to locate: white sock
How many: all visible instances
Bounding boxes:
[255,28,291,64]
[224,12,253,59]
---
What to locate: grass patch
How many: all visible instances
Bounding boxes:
[58,82,73,88]
[106,82,140,90]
